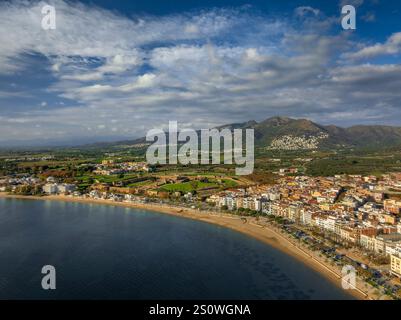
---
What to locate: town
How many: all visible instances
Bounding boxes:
[1,154,401,299]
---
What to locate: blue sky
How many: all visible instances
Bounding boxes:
[0,0,401,146]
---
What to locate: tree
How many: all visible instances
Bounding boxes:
[395,288,401,299]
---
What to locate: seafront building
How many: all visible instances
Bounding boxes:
[2,170,401,266]
[208,174,401,253]
[42,183,76,195]
[391,250,401,278]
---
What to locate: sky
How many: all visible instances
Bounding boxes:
[0,0,401,146]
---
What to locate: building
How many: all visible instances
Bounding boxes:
[300,210,313,226]
[375,234,401,256]
[390,252,401,278]
[101,159,115,166]
[268,192,281,201]
[378,212,397,225]
[360,234,376,252]
[325,216,338,233]
[42,183,76,195]
[253,198,263,212]
[339,226,363,244]
[384,199,401,215]
[42,183,58,194]
[206,194,220,205]
[261,201,272,215]
[225,196,236,211]
[387,244,401,256]
[288,204,303,223]
[57,184,76,194]
[247,198,260,212]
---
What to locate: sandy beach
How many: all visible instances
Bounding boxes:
[0,192,379,300]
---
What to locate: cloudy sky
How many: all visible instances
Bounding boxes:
[0,0,401,146]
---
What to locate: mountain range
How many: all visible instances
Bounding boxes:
[92,116,401,151]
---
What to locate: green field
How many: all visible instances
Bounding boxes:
[159,181,218,193]
[159,178,238,193]
[305,154,401,176]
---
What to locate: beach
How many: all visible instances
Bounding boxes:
[0,192,378,300]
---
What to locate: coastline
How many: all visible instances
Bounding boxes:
[0,192,376,300]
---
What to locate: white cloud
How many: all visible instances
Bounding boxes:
[0,0,240,74]
[361,12,376,22]
[340,0,364,8]
[345,32,401,60]
[294,6,320,17]
[0,0,401,145]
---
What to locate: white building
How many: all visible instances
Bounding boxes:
[226,196,236,211]
[390,249,401,278]
[300,210,313,226]
[375,234,401,256]
[386,244,401,257]
[218,196,236,210]
[314,216,327,229]
[360,234,376,252]
[325,216,338,233]
[57,184,76,194]
[253,198,262,212]
[288,204,303,222]
[268,192,281,201]
[261,201,272,215]
[42,183,76,195]
[42,183,58,194]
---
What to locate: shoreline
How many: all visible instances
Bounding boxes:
[0,193,376,300]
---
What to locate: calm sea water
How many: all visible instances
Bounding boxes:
[0,198,352,300]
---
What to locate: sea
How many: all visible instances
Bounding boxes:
[0,198,353,300]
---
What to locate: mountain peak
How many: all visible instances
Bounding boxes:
[260,116,295,126]
[215,120,257,130]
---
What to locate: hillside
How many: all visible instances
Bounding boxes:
[85,116,401,151]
